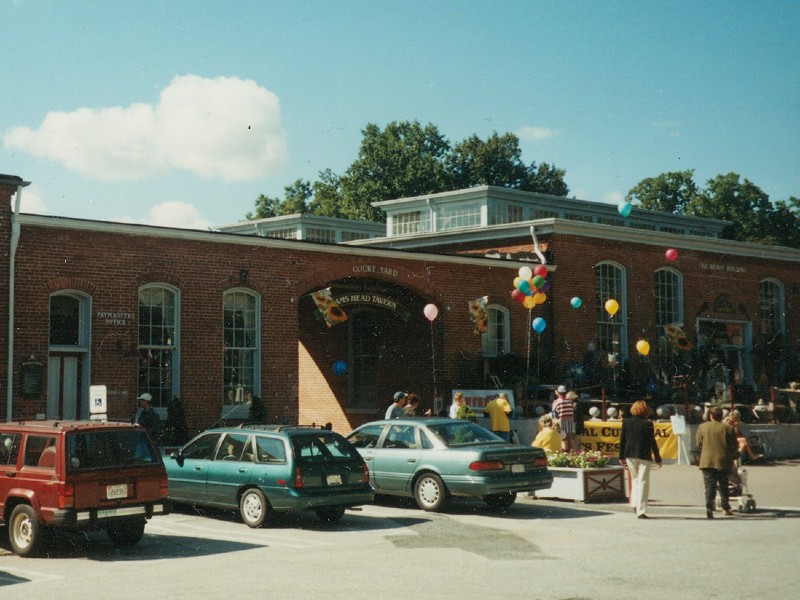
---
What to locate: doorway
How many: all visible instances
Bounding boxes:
[47,354,83,419]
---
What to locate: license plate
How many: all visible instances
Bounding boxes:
[326,474,343,486]
[106,484,128,499]
[511,464,524,474]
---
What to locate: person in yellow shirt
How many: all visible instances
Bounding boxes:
[483,393,512,441]
[532,414,561,453]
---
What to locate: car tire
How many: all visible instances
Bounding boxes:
[240,488,272,528]
[107,517,146,547]
[483,492,517,510]
[315,506,346,524]
[413,472,449,512]
[9,504,43,557]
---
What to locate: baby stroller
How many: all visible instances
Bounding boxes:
[717,459,757,513]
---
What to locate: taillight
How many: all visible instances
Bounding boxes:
[58,483,74,509]
[160,475,169,499]
[469,460,504,471]
[294,466,303,488]
[362,462,369,485]
[534,456,548,468]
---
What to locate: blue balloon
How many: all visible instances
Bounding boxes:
[570,296,582,309]
[518,279,531,294]
[618,202,632,218]
[532,317,547,334]
[332,360,348,375]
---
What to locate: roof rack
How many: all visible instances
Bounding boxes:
[233,423,326,432]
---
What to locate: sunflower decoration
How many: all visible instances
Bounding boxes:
[468,296,489,334]
[326,304,348,325]
[663,323,693,352]
[311,287,348,327]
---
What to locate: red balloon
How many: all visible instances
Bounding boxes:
[533,265,549,278]
[665,248,678,262]
[511,289,526,303]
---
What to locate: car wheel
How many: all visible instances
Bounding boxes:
[9,504,43,557]
[240,488,272,528]
[413,473,449,511]
[107,517,146,547]
[315,506,346,524]
[484,492,517,510]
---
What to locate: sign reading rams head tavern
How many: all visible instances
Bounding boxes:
[334,293,410,321]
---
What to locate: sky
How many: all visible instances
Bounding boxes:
[2,0,798,230]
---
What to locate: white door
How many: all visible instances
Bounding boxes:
[47,354,80,419]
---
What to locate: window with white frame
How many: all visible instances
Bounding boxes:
[490,202,524,225]
[655,268,683,326]
[436,202,481,230]
[392,211,431,235]
[482,305,510,357]
[138,285,179,408]
[595,262,627,363]
[223,290,260,407]
[305,227,337,243]
[759,279,784,335]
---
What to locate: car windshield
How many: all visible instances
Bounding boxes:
[426,422,501,447]
[67,430,159,470]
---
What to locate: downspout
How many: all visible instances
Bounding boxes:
[7,180,31,421]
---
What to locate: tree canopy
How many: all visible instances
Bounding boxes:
[247,121,570,222]
[626,171,800,248]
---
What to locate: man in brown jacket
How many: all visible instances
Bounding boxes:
[696,405,739,518]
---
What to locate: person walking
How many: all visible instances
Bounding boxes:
[551,385,576,452]
[697,405,739,518]
[133,393,161,443]
[483,392,512,441]
[619,400,662,519]
[385,392,407,419]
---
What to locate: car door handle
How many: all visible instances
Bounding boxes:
[238,468,248,473]
[5,471,15,477]
[194,466,203,471]
[406,458,417,463]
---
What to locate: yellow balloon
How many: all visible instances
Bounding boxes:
[533,292,547,305]
[513,276,523,289]
[523,295,537,309]
[636,340,650,356]
[605,299,619,317]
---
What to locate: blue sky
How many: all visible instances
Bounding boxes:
[2,0,798,229]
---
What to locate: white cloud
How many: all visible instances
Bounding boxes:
[4,75,288,182]
[12,183,47,214]
[603,191,624,205]
[115,201,213,230]
[515,125,561,142]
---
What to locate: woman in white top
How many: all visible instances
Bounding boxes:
[449,392,465,418]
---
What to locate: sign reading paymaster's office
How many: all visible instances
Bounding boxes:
[96,311,135,325]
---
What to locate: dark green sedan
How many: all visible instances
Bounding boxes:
[347,418,553,511]
[166,425,374,527]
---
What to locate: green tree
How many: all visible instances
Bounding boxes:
[769,196,800,248]
[523,161,569,196]
[308,169,346,218]
[626,170,699,214]
[246,179,312,219]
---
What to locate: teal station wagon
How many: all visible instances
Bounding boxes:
[166,425,374,527]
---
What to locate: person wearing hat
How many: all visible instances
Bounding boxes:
[385,391,407,419]
[133,393,161,442]
[551,385,576,452]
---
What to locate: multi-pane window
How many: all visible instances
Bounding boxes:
[340,230,370,242]
[223,290,259,406]
[50,294,82,346]
[490,203,524,225]
[392,211,431,236]
[655,268,683,326]
[305,227,337,243]
[436,202,480,230]
[759,279,784,334]
[482,305,510,357]
[138,285,178,408]
[265,228,299,239]
[595,262,627,362]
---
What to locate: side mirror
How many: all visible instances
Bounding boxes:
[170,450,185,467]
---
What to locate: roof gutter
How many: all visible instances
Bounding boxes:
[7,179,31,421]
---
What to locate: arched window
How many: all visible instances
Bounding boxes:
[482,305,510,357]
[138,284,180,408]
[595,262,627,363]
[223,289,260,407]
[655,267,683,327]
[759,279,785,335]
[49,292,90,348]
[758,278,786,383]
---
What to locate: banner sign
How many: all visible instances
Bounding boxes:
[334,293,411,322]
[578,421,678,460]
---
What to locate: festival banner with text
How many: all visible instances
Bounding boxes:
[578,421,678,460]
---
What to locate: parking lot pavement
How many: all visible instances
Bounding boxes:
[522,458,800,516]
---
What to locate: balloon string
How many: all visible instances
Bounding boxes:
[525,308,532,396]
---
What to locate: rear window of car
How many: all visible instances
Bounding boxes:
[23,435,57,469]
[292,433,362,462]
[66,430,160,471]
[254,436,287,463]
[427,422,499,447]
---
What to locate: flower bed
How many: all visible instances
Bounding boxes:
[546,450,611,469]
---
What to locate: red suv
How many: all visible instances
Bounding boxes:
[0,420,170,557]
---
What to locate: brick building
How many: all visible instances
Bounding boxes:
[2,175,798,435]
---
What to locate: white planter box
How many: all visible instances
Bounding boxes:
[535,466,627,502]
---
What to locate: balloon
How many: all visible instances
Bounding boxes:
[665,248,679,262]
[518,279,531,294]
[518,266,533,280]
[332,360,348,375]
[605,299,619,317]
[423,303,439,321]
[570,296,582,309]
[532,275,545,288]
[513,276,523,289]
[618,202,632,217]
[532,317,547,334]
[533,292,547,305]
[636,340,651,356]
[533,265,549,278]
[523,295,537,309]
[511,289,526,303]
